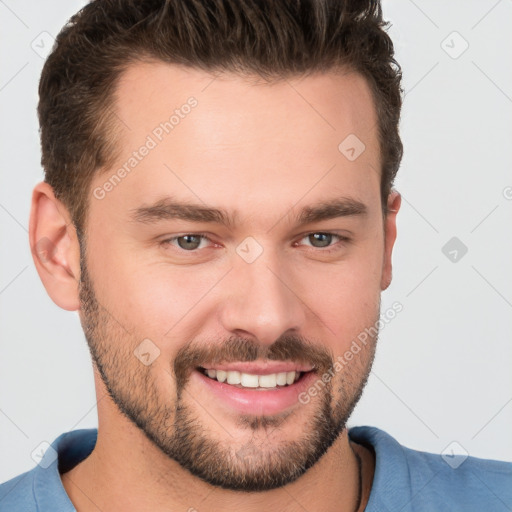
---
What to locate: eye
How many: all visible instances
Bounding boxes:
[161,234,212,251]
[298,232,349,251]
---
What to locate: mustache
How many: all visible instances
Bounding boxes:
[173,334,334,388]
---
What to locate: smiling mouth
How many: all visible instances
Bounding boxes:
[199,367,311,389]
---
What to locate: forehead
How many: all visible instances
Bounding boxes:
[91,61,381,228]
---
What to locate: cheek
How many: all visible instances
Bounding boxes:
[321,258,381,303]
[94,248,227,342]
[299,239,383,345]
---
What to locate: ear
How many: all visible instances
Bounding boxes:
[380,189,401,291]
[29,182,81,311]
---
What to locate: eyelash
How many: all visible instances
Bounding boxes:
[160,232,350,254]
[160,233,213,252]
[295,233,351,252]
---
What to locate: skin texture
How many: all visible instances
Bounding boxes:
[30,62,400,511]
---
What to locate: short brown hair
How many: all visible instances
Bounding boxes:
[38,0,403,235]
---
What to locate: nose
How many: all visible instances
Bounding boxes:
[218,251,306,347]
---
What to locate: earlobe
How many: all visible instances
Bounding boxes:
[380,190,401,291]
[29,182,81,311]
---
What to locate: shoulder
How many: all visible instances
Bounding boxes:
[349,425,512,511]
[0,428,97,511]
[0,468,38,510]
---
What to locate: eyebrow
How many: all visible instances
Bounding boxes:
[297,198,367,225]
[130,197,237,227]
[129,196,367,228]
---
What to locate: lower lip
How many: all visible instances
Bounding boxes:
[192,369,318,416]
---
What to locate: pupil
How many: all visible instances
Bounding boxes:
[310,233,331,247]
[178,235,200,250]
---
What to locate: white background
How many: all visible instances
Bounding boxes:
[1,0,511,484]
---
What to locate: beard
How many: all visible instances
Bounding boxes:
[77,238,378,492]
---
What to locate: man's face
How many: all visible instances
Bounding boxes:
[78,62,394,491]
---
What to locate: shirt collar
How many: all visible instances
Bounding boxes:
[33,428,97,511]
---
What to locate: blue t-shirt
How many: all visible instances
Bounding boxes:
[1,426,511,511]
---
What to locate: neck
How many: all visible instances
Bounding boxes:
[61,386,374,512]
[61,427,374,512]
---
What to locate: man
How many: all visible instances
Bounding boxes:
[0,0,510,510]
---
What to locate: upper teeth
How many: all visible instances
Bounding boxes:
[204,369,300,388]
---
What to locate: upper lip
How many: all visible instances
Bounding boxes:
[199,361,315,375]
